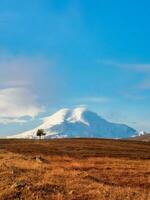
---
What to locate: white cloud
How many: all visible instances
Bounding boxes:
[98,60,150,72]
[0,87,44,124]
[0,118,27,125]
[0,52,68,127]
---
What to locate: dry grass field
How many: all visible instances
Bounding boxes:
[0,139,150,200]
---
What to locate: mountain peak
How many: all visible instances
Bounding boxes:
[43,107,90,126]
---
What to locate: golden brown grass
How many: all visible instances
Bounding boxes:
[0,139,150,199]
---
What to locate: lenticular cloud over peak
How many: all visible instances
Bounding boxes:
[0,87,43,124]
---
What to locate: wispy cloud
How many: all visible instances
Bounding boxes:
[0,53,46,124]
[1,80,30,88]
[0,52,65,100]
[98,59,150,92]
[0,87,44,124]
[0,53,49,88]
[98,60,150,72]
[0,52,67,124]
[138,79,150,90]
[0,118,27,125]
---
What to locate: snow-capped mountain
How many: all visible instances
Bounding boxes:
[8,107,137,139]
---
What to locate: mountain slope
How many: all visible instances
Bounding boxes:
[8,107,137,139]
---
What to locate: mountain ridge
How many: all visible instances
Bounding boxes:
[8,107,137,139]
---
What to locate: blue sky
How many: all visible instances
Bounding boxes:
[0,0,150,136]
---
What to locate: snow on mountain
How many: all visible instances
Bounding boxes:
[8,107,137,139]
